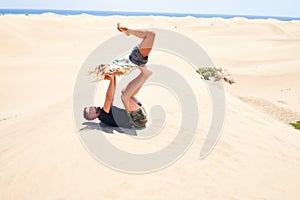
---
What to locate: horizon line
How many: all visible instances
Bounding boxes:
[1,8,300,20]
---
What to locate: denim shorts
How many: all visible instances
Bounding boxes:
[129,46,148,66]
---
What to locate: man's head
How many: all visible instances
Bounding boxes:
[83,106,100,120]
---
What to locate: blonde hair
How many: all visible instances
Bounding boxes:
[88,64,110,82]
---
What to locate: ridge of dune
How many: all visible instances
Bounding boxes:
[238,96,300,124]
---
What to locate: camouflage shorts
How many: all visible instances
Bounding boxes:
[128,106,147,127]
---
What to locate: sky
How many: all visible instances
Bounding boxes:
[0,0,299,17]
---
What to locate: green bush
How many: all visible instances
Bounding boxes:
[196,67,235,84]
[196,67,222,80]
[290,121,300,130]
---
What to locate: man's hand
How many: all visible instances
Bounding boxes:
[104,71,114,80]
[113,68,125,76]
[104,68,125,80]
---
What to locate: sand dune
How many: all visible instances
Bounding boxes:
[0,14,300,200]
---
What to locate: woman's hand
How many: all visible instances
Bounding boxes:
[113,68,125,76]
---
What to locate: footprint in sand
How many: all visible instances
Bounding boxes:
[0,115,17,122]
[280,88,291,91]
[277,100,286,104]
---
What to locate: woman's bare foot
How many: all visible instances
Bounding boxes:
[117,23,130,36]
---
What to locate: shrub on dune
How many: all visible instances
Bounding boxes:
[196,67,235,84]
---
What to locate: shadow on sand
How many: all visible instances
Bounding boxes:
[79,122,146,136]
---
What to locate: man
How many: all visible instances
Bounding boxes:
[83,23,155,128]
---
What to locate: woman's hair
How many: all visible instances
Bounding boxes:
[88,64,110,82]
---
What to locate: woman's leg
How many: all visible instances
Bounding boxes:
[117,23,155,57]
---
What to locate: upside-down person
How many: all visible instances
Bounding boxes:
[83,23,155,128]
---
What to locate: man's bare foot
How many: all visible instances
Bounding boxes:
[117,23,129,36]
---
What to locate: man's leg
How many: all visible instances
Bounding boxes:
[117,23,155,57]
[122,86,142,105]
[121,66,152,112]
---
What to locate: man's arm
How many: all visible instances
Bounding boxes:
[102,75,116,113]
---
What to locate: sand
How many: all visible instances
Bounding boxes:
[0,14,300,200]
